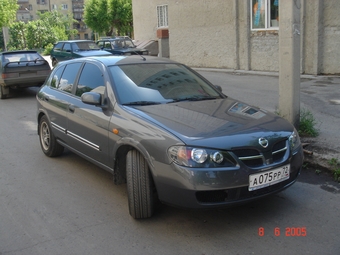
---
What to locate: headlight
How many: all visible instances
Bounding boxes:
[168,146,237,168]
[289,128,301,153]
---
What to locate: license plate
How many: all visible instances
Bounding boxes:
[249,165,290,191]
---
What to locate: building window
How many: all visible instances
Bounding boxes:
[251,0,279,30]
[61,4,68,10]
[157,5,168,28]
[52,4,57,10]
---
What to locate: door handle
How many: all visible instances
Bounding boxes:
[69,104,75,113]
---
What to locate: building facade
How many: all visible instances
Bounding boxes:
[132,0,340,75]
[16,0,91,40]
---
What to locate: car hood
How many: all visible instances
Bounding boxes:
[74,50,111,57]
[126,98,293,149]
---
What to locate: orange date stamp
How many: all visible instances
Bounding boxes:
[258,227,307,237]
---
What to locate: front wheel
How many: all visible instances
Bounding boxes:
[126,150,156,219]
[39,115,64,157]
[51,58,58,67]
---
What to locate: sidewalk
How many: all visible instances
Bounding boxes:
[194,67,340,173]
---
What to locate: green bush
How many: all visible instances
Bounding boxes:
[43,43,54,55]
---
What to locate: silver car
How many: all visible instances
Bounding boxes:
[36,56,304,219]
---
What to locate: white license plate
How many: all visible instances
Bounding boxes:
[249,165,290,191]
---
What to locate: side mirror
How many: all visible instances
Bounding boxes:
[81,92,102,106]
[214,85,223,92]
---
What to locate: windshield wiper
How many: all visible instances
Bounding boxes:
[122,101,162,106]
[169,96,218,103]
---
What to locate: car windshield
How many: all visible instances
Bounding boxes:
[112,39,136,49]
[110,63,223,105]
[73,41,101,51]
[3,52,44,63]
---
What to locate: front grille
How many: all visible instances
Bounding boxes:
[231,139,288,167]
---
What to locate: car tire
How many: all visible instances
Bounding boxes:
[0,86,7,99]
[52,58,58,67]
[126,150,155,219]
[39,115,64,157]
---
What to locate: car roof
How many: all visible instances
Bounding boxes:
[97,36,132,41]
[57,55,178,66]
[56,40,94,43]
[1,50,39,55]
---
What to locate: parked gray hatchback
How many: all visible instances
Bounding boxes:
[36,55,304,219]
[0,50,51,99]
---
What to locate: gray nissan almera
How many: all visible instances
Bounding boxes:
[36,55,304,219]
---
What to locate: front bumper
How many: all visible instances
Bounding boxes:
[153,148,304,209]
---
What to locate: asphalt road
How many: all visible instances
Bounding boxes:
[1,83,339,255]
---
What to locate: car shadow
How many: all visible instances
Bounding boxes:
[5,87,40,99]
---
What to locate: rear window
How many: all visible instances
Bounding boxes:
[3,52,44,63]
[74,41,100,50]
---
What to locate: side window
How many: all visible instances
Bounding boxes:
[50,66,65,88]
[104,41,112,49]
[57,63,82,93]
[62,43,71,52]
[53,42,63,51]
[76,63,105,97]
[97,41,104,48]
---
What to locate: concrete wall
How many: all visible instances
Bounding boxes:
[132,0,340,75]
[321,1,340,74]
[132,0,162,41]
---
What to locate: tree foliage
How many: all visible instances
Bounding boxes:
[0,0,18,28]
[84,0,132,37]
[8,21,27,49]
[7,10,78,51]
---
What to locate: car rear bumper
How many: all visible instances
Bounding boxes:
[153,148,304,209]
[2,75,48,88]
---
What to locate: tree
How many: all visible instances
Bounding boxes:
[84,0,133,37]
[0,0,18,28]
[0,0,18,50]
[7,10,78,50]
[8,21,27,49]
[109,0,133,36]
[37,10,78,40]
[84,0,112,36]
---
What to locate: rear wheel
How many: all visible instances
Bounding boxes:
[0,86,7,99]
[39,115,64,157]
[126,150,155,219]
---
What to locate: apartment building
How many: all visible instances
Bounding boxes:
[16,0,91,39]
[132,0,340,75]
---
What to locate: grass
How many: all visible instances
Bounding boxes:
[298,109,319,137]
[328,158,340,182]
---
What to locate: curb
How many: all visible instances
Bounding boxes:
[301,138,340,178]
[192,67,340,80]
